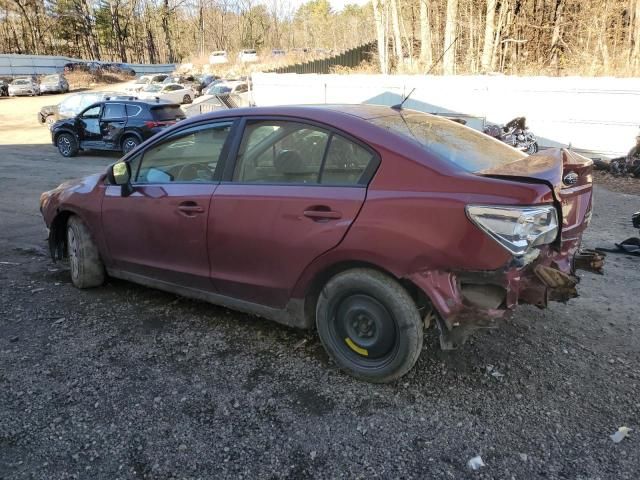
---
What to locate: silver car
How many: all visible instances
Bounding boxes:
[40,74,69,94]
[8,78,40,96]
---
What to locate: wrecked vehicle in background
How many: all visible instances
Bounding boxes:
[484,116,539,154]
[39,106,602,383]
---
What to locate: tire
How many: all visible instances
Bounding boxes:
[526,142,539,154]
[56,133,79,157]
[121,135,140,154]
[66,216,105,289]
[45,116,56,127]
[182,94,192,104]
[316,268,423,383]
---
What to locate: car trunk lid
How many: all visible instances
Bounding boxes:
[478,148,593,242]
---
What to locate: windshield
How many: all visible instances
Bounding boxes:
[135,78,149,84]
[144,85,162,92]
[369,112,526,172]
[12,79,29,85]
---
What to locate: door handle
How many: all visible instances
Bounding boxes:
[303,209,342,220]
[177,201,204,215]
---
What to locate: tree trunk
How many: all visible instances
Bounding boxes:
[491,0,509,71]
[442,0,458,75]
[161,0,176,63]
[549,0,565,68]
[372,0,388,74]
[632,0,640,73]
[480,0,497,72]
[389,0,403,64]
[419,0,433,67]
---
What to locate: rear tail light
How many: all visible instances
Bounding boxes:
[144,120,175,128]
[466,205,559,256]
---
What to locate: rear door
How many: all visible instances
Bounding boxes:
[100,103,127,148]
[208,118,379,307]
[102,120,236,290]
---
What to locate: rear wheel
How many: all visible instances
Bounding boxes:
[121,135,140,154]
[182,94,192,104]
[316,268,423,383]
[56,133,78,157]
[66,216,105,288]
[526,142,539,154]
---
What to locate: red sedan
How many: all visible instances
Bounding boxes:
[40,105,602,382]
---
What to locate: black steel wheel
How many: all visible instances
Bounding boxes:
[316,268,423,383]
[182,94,192,104]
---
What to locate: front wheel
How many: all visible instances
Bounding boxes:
[56,133,79,157]
[67,216,105,288]
[182,94,192,104]
[316,268,423,383]
[526,141,539,154]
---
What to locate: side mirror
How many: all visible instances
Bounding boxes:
[107,162,133,196]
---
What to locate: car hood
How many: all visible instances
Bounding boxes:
[41,104,58,115]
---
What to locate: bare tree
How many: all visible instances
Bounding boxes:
[419,0,433,66]
[442,0,458,74]
[480,0,497,72]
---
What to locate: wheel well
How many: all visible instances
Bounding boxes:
[53,130,74,144]
[48,210,74,260]
[120,132,141,147]
[302,261,431,328]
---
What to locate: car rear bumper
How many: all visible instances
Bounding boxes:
[408,241,605,348]
[41,85,62,92]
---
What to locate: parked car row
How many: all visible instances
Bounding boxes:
[1,74,69,97]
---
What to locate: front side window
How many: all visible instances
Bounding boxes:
[233,121,329,184]
[136,122,233,184]
[82,105,101,118]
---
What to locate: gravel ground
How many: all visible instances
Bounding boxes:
[1,94,639,479]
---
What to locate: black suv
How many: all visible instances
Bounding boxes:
[39,92,139,127]
[51,99,185,157]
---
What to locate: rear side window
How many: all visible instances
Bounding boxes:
[126,105,142,117]
[369,113,526,172]
[233,120,376,186]
[151,105,185,121]
[321,135,374,185]
[102,103,126,119]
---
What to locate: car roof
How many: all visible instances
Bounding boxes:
[178,104,410,131]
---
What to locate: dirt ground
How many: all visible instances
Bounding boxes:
[0,92,639,479]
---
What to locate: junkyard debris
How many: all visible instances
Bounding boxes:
[467,455,486,470]
[610,426,631,443]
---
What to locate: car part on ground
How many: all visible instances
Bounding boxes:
[483,116,539,154]
[50,99,184,156]
[40,105,601,382]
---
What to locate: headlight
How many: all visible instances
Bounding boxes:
[466,205,558,256]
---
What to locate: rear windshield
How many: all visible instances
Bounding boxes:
[151,105,185,121]
[12,79,29,85]
[369,112,526,172]
[43,75,60,82]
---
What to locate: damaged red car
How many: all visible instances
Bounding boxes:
[39,105,603,382]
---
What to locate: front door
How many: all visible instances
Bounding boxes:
[77,104,103,144]
[209,118,378,307]
[102,120,235,290]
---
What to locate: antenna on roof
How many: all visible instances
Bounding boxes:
[391,88,415,111]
